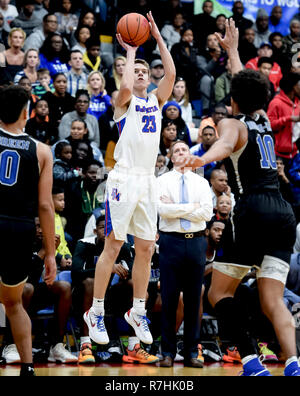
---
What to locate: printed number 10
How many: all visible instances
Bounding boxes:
[256,134,277,170]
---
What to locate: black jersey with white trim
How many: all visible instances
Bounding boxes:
[0,128,39,221]
[224,113,279,198]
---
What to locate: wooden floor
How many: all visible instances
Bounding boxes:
[0,362,286,376]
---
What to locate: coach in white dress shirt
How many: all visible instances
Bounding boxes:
[157,140,213,368]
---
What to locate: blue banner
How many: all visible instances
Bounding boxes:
[194,0,299,36]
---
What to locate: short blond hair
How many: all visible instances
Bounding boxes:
[8,28,26,47]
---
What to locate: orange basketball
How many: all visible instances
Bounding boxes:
[117,13,150,47]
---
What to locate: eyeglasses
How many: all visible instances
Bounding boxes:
[52,40,63,44]
[46,19,58,24]
[76,100,89,104]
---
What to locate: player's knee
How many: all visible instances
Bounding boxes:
[135,241,154,261]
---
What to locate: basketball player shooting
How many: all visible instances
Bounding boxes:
[84,11,176,346]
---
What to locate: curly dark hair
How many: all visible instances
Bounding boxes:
[39,32,70,64]
[230,69,270,114]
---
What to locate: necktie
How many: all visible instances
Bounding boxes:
[180,174,191,230]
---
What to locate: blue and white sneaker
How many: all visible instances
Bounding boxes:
[124,308,153,344]
[284,361,300,376]
[83,307,109,345]
[240,356,272,376]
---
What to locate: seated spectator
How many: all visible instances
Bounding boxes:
[160,11,185,51]
[147,58,164,93]
[192,0,216,51]
[56,117,103,164]
[53,141,81,188]
[190,125,219,180]
[257,57,276,106]
[52,186,73,271]
[215,14,226,37]
[64,160,105,245]
[158,119,178,169]
[14,48,40,88]
[33,0,48,21]
[86,70,111,121]
[17,75,39,119]
[288,152,300,209]
[231,1,253,37]
[59,89,100,147]
[168,76,194,128]
[42,72,76,130]
[198,103,228,138]
[252,8,271,48]
[155,153,169,177]
[215,195,235,261]
[215,58,232,106]
[32,67,55,98]
[83,36,102,74]
[197,33,227,114]
[2,27,26,84]
[71,24,92,54]
[269,32,291,76]
[162,101,192,146]
[210,169,236,211]
[1,216,77,365]
[65,50,89,97]
[171,24,204,102]
[238,27,258,65]
[269,6,288,36]
[23,13,58,52]
[70,140,95,171]
[245,42,282,92]
[25,98,55,144]
[10,0,41,37]
[283,19,300,61]
[76,10,99,42]
[0,11,9,48]
[267,72,300,171]
[54,0,78,39]
[39,32,70,77]
[0,0,18,26]
[104,55,126,96]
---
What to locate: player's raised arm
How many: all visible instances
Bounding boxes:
[215,18,243,75]
[147,11,176,107]
[115,33,138,108]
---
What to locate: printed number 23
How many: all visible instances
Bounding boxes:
[142,115,157,133]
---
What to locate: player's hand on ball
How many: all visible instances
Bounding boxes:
[178,155,205,170]
[116,33,138,52]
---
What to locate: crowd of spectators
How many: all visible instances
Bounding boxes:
[0,0,300,367]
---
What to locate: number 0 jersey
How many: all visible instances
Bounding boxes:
[113,93,161,172]
[0,128,39,221]
[224,113,279,197]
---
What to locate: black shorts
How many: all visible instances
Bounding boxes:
[232,191,296,267]
[0,217,35,286]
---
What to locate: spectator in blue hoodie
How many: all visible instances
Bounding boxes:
[86,70,111,121]
[39,32,70,77]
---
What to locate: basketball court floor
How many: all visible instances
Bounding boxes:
[0,361,286,376]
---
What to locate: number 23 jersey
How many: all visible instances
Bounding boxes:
[0,129,39,221]
[113,94,161,171]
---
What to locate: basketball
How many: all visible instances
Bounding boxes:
[117,13,150,47]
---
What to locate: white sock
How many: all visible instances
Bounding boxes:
[80,336,91,346]
[285,356,298,367]
[92,298,105,315]
[242,354,258,365]
[128,337,139,351]
[133,298,146,315]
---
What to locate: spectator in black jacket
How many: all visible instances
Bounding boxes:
[53,141,80,189]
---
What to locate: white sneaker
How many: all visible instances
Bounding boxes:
[83,308,109,345]
[124,308,153,344]
[1,344,21,364]
[48,343,78,363]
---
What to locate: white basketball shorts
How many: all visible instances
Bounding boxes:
[104,167,158,241]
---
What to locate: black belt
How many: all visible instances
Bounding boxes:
[160,230,205,239]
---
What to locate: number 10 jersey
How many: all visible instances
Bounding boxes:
[113,93,161,172]
[0,128,39,221]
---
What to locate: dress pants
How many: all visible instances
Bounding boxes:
[159,233,207,359]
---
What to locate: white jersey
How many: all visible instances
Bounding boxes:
[113,93,161,172]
